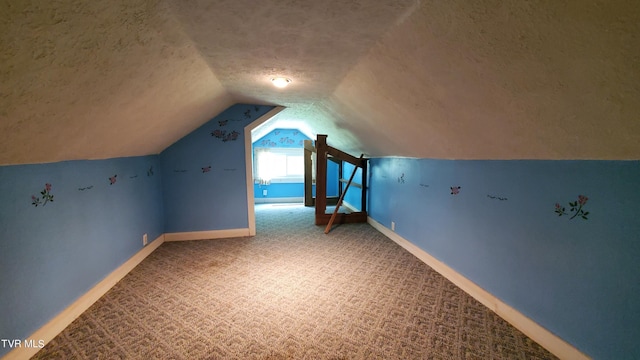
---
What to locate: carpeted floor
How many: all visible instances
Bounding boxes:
[33,204,556,359]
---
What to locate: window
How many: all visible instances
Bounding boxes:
[254,147,305,183]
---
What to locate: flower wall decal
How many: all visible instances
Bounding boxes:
[31,183,54,207]
[450,186,461,195]
[259,139,277,147]
[279,137,295,145]
[211,129,240,142]
[254,128,310,151]
[554,195,590,220]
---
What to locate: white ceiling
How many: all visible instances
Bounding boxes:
[1,0,639,165]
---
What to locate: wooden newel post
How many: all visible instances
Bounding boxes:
[315,135,328,222]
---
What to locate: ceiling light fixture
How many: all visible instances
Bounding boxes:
[271,77,292,88]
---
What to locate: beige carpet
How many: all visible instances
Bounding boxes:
[34,204,556,359]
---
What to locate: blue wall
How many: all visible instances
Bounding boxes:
[327,161,339,198]
[254,183,305,200]
[341,161,364,211]
[0,155,163,357]
[161,104,274,232]
[368,158,640,360]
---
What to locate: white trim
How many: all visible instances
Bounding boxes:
[163,228,250,242]
[1,235,165,360]
[341,200,360,213]
[260,177,304,184]
[254,197,303,204]
[245,106,286,236]
[367,216,590,360]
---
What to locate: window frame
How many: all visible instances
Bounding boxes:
[254,147,305,183]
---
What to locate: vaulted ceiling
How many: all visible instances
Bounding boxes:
[1,0,639,165]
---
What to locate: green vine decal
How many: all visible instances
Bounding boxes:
[554,195,589,220]
[31,183,54,207]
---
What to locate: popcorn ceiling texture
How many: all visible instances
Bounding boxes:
[0,0,232,164]
[1,0,639,164]
[331,1,640,159]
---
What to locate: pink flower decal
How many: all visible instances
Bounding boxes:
[225,130,240,142]
[109,175,117,185]
[31,183,54,207]
[578,195,588,206]
[450,186,461,195]
[211,129,225,138]
[202,166,212,173]
[554,195,590,220]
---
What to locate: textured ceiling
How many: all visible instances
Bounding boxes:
[330,0,640,159]
[1,0,639,165]
[0,0,233,165]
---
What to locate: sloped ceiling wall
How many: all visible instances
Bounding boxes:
[328,1,640,159]
[0,0,233,165]
[1,0,639,165]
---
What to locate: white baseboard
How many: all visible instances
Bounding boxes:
[3,226,254,360]
[254,197,303,204]
[367,217,590,360]
[2,235,165,360]
[164,228,250,241]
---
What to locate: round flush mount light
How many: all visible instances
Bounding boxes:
[271,77,292,88]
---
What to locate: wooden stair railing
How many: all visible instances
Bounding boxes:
[309,134,368,227]
[325,154,364,233]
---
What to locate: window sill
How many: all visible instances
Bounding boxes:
[255,177,306,184]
